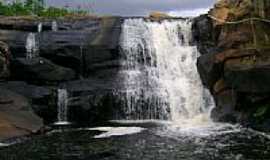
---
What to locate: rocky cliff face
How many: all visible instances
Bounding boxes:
[193,0,270,131]
[0,16,123,140]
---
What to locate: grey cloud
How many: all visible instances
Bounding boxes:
[45,0,216,16]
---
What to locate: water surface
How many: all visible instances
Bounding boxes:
[0,122,269,160]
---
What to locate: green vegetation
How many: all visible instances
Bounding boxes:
[0,0,89,17]
[253,104,270,123]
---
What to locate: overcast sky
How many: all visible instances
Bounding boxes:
[45,0,216,17]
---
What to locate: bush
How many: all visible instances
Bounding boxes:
[0,0,89,17]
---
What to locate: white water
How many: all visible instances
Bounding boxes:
[52,21,58,32]
[38,23,43,33]
[119,19,215,125]
[55,89,70,125]
[88,127,146,138]
[25,33,39,59]
[0,143,10,147]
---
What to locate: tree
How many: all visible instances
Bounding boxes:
[25,0,44,15]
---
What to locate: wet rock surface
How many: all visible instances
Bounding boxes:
[194,0,270,131]
[0,16,123,140]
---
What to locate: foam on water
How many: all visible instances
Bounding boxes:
[88,127,146,138]
[0,143,10,147]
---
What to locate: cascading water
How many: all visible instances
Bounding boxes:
[25,33,39,59]
[55,89,70,125]
[38,23,43,33]
[119,18,215,124]
[52,21,58,32]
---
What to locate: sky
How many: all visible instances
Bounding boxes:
[45,0,217,17]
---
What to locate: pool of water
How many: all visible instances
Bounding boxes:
[0,121,270,160]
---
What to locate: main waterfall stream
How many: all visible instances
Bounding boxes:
[0,18,269,160]
[118,18,214,123]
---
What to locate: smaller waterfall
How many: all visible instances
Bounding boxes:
[55,89,70,125]
[38,23,43,33]
[52,21,58,32]
[25,33,39,59]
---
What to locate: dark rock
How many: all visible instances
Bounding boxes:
[197,52,223,89]
[0,17,122,77]
[0,81,56,124]
[0,81,53,102]
[192,14,219,55]
[211,89,238,123]
[0,30,29,58]
[0,88,43,141]
[213,79,229,94]
[0,16,101,32]
[68,92,115,125]
[0,41,10,79]
[11,57,76,84]
[224,54,270,93]
[39,30,97,73]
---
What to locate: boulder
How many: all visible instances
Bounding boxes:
[11,57,76,84]
[60,79,117,124]
[0,81,56,124]
[0,88,43,141]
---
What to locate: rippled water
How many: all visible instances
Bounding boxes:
[0,121,269,160]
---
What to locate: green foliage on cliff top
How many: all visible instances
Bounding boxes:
[0,0,88,17]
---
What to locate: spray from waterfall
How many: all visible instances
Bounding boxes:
[55,89,70,125]
[119,18,215,124]
[25,33,39,59]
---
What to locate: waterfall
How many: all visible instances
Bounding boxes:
[38,23,43,33]
[52,21,58,32]
[25,33,39,59]
[55,89,70,125]
[119,18,215,123]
